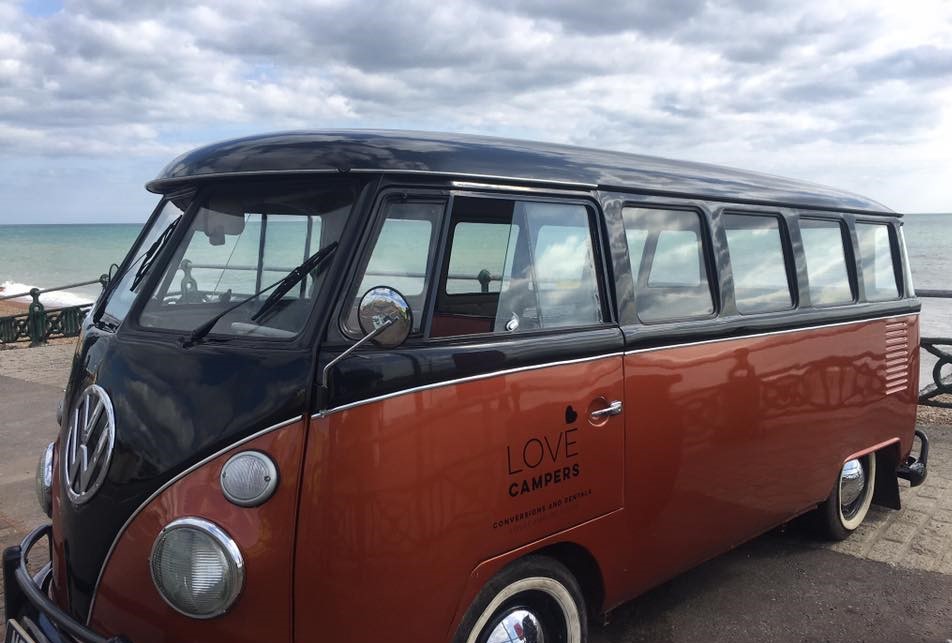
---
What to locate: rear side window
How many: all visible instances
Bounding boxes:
[431,197,602,337]
[856,222,900,300]
[800,218,853,306]
[723,213,793,314]
[622,207,714,323]
[342,199,445,336]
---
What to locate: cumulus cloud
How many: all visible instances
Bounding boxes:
[0,0,950,220]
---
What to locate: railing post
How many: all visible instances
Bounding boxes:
[477,269,492,294]
[27,288,47,347]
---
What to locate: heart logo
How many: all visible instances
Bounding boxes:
[564,405,578,425]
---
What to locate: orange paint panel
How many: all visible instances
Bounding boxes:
[294,356,626,642]
[622,315,919,595]
[88,420,306,643]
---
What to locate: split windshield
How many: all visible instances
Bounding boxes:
[137,181,356,338]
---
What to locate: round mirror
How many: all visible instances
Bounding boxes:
[357,286,412,348]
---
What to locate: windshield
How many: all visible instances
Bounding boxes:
[139,181,356,338]
[101,196,190,325]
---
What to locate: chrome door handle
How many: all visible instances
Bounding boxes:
[590,400,623,419]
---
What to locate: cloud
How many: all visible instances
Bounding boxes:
[0,0,950,221]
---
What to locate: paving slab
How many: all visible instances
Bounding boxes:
[592,532,952,643]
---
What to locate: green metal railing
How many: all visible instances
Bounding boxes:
[0,277,108,346]
[919,289,952,409]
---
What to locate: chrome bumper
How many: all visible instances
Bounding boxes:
[2,524,128,643]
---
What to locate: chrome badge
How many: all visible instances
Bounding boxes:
[64,384,116,504]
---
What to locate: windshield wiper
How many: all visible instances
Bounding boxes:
[93,216,182,326]
[182,241,338,347]
[130,217,182,290]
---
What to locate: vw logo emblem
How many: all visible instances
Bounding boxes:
[64,384,116,504]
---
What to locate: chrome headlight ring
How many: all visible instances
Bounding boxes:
[149,517,245,619]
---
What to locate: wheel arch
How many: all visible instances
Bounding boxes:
[530,541,606,619]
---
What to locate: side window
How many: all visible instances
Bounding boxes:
[430,197,602,338]
[621,207,713,323]
[723,213,793,314]
[856,222,900,301]
[342,199,444,336]
[800,218,853,306]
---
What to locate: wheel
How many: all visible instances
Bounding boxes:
[818,452,877,540]
[455,555,587,643]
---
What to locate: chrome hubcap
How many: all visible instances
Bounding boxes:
[487,608,545,643]
[840,458,866,509]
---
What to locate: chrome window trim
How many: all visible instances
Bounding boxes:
[86,414,303,625]
[316,312,919,418]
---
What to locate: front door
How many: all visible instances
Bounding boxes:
[294,190,626,643]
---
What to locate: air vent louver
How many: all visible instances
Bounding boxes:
[884,319,909,396]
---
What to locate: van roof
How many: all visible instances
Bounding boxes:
[147,130,895,215]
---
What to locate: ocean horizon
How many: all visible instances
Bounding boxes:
[2,214,950,387]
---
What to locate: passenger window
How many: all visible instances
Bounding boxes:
[622,207,713,323]
[343,200,444,336]
[856,222,899,300]
[723,213,793,314]
[800,218,853,306]
[431,197,602,337]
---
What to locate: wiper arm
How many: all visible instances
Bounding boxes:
[93,216,181,326]
[251,242,338,322]
[130,217,181,290]
[182,241,338,347]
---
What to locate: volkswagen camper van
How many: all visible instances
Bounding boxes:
[4,131,929,643]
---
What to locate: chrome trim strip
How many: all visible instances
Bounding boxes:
[358,168,597,189]
[316,352,625,418]
[86,414,303,624]
[147,168,597,191]
[624,312,919,356]
[316,312,919,418]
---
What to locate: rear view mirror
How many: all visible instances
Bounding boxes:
[320,287,412,405]
[357,287,412,349]
[200,209,246,246]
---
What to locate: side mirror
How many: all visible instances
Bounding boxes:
[319,287,412,402]
[357,286,412,349]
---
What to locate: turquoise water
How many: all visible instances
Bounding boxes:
[0,223,142,304]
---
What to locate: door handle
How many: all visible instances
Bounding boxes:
[590,400,623,419]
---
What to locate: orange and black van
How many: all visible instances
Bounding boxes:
[3,131,929,643]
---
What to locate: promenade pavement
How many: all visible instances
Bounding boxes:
[1,342,950,641]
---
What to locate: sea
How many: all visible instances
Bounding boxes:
[1,214,950,385]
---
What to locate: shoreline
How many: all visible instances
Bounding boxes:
[0,298,29,317]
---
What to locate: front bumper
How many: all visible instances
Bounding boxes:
[3,525,128,643]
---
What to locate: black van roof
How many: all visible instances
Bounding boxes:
[147,130,894,215]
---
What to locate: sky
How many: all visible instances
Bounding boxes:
[0,0,951,224]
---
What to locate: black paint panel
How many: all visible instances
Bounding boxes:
[58,322,311,620]
[147,130,894,214]
[320,326,625,410]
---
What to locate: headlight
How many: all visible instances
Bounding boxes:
[150,517,244,619]
[35,442,54,518]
